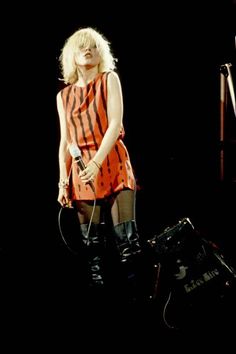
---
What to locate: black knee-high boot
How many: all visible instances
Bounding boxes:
[113,220,142,264]
[80,223,105,288]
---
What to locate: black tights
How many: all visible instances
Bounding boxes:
[74,189,136,226]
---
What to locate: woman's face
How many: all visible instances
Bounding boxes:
[75,42,100,68]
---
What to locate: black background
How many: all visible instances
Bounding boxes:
[2,0,236,346]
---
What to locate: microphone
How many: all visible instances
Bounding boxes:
[69,144,95,193]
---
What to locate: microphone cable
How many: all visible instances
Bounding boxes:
[58,183,97,254]
[58,206,79,255]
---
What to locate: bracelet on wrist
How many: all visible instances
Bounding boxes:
[92,160,101,169]
[58,179,69,189]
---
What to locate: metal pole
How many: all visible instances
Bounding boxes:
[220,66,227,181]
[219,63,236,181]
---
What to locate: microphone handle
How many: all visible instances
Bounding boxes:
[75,156,95,193]
[76,156,86,171]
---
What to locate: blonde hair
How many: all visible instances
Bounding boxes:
[59,27,117,84]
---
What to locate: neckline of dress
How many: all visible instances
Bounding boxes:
[74,73,102,89]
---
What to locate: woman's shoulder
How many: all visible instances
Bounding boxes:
[104,70,119,79]
[104,71,120,85]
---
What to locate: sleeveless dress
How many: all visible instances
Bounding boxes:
[60,72,135,200]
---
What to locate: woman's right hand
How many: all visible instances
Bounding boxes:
[57,188,71,207]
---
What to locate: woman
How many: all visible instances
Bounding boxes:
[57,27,141,289]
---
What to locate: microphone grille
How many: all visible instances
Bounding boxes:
[69,143,81,158]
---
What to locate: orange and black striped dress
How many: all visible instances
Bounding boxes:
[60,72,135,201]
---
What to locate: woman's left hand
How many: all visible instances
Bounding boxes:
[79,159,100,185]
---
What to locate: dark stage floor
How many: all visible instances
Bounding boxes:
[2,180,235,348]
